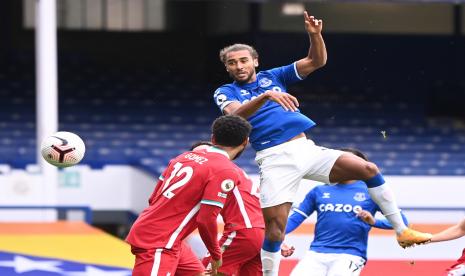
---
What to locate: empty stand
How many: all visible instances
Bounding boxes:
[0,55,464,176]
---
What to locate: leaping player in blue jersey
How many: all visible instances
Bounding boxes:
[213,10,432,276]
[280,148,409,276]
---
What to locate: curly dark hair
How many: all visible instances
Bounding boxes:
[211,115,252,147]
[219,43,258,64]
[339,148,369,161]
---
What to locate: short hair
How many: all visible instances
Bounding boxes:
[190,141,213,151]
[211,115,252,147]
[219,43,259,64]
[339,148,369,161]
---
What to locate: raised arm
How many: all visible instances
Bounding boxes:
[295,11,327,78]
[431,218,465,243]
[223,90,299,118]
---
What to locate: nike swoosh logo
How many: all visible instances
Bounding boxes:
[52,135,68,146]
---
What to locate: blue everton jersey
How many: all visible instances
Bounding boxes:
[293,181,381,260]
[213,63,316,151]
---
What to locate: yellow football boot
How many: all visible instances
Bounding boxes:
[397,228,432,248]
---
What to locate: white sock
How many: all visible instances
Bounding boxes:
[261,249,281,276]
[367,184,407,234]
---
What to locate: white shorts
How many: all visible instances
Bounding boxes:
[291,250,366,276]
[255,138,343,208]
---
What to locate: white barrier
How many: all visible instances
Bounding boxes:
[0,165,464,223]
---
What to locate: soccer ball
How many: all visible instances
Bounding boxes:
[41,131,86,168]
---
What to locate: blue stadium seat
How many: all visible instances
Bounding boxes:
[0,57,464,176]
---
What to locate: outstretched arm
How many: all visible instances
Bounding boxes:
[280,208,309,258]
[357,210,409,230]
[431,218,465,243]
[286,190,316,234]
[286,208,308,234]
[296,11,327,78]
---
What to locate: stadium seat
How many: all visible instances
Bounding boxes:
[0,56,464,177]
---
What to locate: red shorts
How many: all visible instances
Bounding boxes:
[445,248,465,276]
[202,227,264,276]
[131,241,204,276]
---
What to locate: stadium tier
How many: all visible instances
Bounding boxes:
[0,57,464,176]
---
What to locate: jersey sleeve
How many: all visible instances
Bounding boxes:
[286,211,306,234]
[268,62,304,87]
[197,204,223,260]
[201,169,238,209]
[295,187,317,216]
[286,188,317,234]
[213,86,240,113]
[372,210,409,229]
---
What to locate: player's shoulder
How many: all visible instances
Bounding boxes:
[350,180,369,190]
[230,164,251,183]
[209,159,237,172]
[302,185,324,200]
[210,161,242,178]
[214,84,236,95]
[259,63,294,75]
[202,150,228,163]
[171,151,191,162]
[257,68,276,78]
[207,165,242,193]
[311,184,330,192]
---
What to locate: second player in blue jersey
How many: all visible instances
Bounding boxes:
[284,180,408,276]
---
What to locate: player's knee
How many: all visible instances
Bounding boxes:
[265,221,285,242]
[364,162,379,177]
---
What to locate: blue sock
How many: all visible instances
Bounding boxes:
[364,173,385,188]
[262,239,282,253]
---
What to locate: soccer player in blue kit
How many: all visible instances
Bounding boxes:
[213,11,432,275]
[280,148,409,276]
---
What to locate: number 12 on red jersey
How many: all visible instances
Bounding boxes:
[161,162,193,199]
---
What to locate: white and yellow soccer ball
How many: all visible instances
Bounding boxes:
[41,131,86,168]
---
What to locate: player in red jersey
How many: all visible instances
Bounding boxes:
[126,115,252,276]
[191,141,265,276]
[430,217,465,276]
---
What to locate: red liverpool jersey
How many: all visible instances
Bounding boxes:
[126,147,240,250]
[221,170,265,232]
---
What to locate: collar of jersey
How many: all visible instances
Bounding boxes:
[206,146,230,159]
[233,79,258,89]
